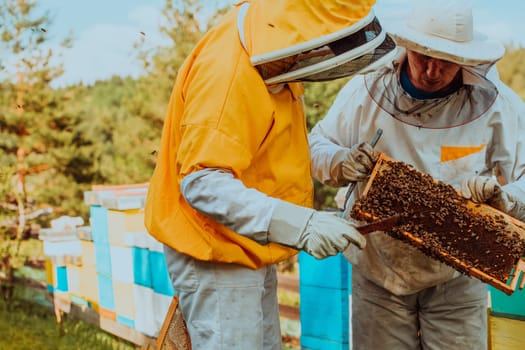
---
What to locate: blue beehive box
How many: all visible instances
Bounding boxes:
[133,247,152,288]
[299,252,351,349]
[149,251,175,296]
[94,242,112,277]
[299,251,350,289]
[301,285,350,348]
[116,314,135,328]
[55,266,69,292]
[97,273,115,310]
[301,335,349,350]
[490,284,525,319]
[90,206,109,243]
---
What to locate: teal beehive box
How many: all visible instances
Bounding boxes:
[55,266,69,292]
[299,252,351,349]
[490,284,525,319]
[133,247,152,288]
[97,273,115,311]
[149,251,175,296]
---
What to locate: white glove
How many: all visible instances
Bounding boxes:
[461,176,525,220]
[332,143,379,183]
[268,200,366,259]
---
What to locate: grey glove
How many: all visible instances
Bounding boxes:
[332,143,379,183]
[268,200,366,259]
[461,176,525,220]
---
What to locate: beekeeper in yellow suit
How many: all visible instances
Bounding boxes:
[145,0,396,348]
[310,0,525,349]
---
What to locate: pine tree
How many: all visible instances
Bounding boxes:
[0,0,70,296]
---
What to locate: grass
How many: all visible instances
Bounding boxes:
[0,292,299,350]
[0,295,137,350]
[0,239,137,349]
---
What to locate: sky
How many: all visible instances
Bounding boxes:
[30,0,525,87]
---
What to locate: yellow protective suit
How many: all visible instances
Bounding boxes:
[145,0,378,269]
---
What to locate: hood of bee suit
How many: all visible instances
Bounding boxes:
[236,0,397,85]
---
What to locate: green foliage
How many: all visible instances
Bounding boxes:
[0,0,71,295]
[63,77,160,185]
[303,79,350,131]
[303,79,351,209]
[0,239,43,287]
[11,238,44,264]
[497,46,525,100]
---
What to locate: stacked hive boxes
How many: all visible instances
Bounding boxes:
[85,183,174,337]
[40,217,93,304]
[126,231,174,336]
[42,183,175,340]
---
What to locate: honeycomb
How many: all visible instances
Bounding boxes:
[351,155,525,294]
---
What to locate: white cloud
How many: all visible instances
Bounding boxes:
[56,24,143,86]
[53,4,166,87]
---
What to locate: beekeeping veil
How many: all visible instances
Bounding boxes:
[360,0,506,129]
[236,0,397,85]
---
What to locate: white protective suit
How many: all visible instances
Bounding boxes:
[309,51,525,348]
[310,51,525,295]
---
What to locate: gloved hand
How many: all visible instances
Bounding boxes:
[461,176,525,220]
[268,200,366,259]
[336,143,379,182]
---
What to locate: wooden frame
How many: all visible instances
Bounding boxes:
[354,153,525,295]
[155,296,192,350]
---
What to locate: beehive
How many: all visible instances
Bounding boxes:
[351,154,525,295]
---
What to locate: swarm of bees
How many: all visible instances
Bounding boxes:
[352,159,525,283]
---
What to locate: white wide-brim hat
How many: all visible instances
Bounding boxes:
[385,0,504,66]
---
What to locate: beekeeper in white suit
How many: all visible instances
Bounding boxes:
[309,0,525,349]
